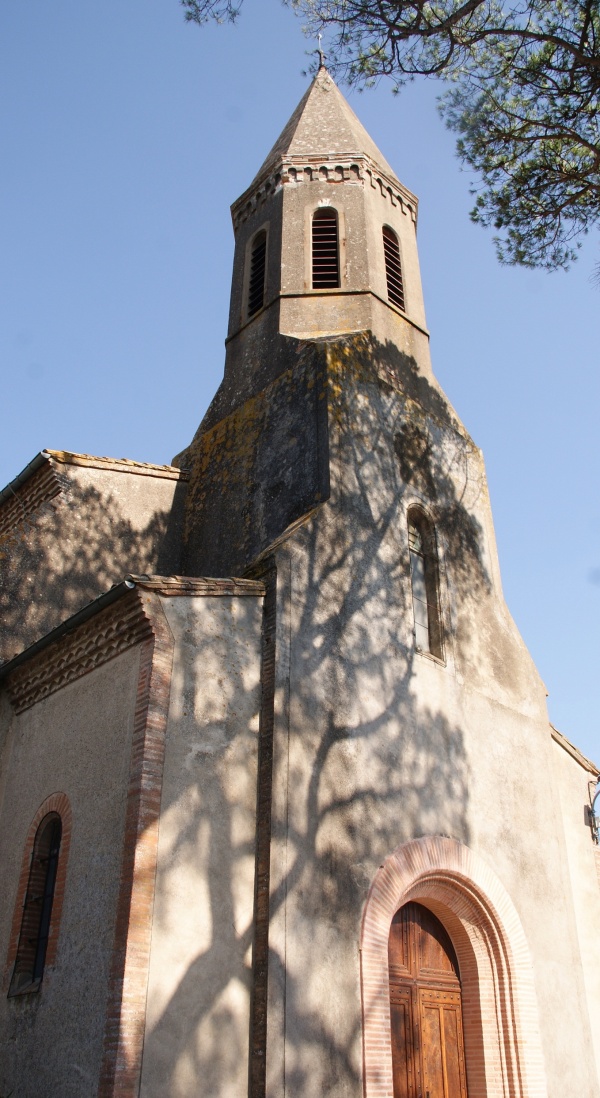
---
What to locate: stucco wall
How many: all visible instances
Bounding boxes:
[261,341,599,1097]
[551,738,600,1083]
[140,593,263,1098]
[0,646,140,1098]
[0,454,187,660]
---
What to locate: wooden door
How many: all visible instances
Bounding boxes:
[388,903,468,1098]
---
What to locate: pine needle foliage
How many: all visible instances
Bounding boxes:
[183,0,600,271]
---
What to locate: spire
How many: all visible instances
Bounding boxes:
[249,66,399,190]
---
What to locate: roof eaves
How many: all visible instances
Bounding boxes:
[46,451,190,480]
[129,574,266,597]
[0,451,52,509]
[550,724,599,776]
[0,580,134,682]
[0,574,266,682]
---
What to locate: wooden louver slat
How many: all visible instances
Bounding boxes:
[383,226,405,311]
[312,209,340,288]
[248,231,267,317]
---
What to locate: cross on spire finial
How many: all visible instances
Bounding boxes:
[317,33,326,69]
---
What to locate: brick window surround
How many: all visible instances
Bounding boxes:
[4,791,72,992]
[360,835,548,1098]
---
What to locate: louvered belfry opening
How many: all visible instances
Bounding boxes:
[383,225,405,311]
[248,230,267,317]
[312,207,340,289]
[9,813,62,995]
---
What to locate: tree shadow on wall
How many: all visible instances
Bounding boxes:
[138,332,522,1097]
[0,478,185,662]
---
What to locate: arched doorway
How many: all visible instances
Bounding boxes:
[388,902,467,1098]
[360,837,547,1098]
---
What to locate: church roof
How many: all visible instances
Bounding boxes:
[250,66,399,188]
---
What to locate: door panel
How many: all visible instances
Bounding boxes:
[421,1003,444,1098]
[389,904,468,1098]
[442,1006,466,1098]
[390,985,418,1098]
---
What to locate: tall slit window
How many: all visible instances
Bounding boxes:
[247,230,267,317]
[312,208,340,288]
[9,813,62,994]
[408,511,443,658]
[383,225,405,311]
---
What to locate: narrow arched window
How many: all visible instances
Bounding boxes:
[247,230,267,317]
[9,813,62,994]
[383,226,405,311]
[312,208,340,288]
[408,510,442,658]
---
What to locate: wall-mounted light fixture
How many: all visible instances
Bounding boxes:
[588,780,600,844]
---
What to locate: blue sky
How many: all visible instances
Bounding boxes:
[1,0,598,764]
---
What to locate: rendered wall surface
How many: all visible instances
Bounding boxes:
[0,455,187,661]
[551,738,600,1082]
[180,340,330,576]
[259,338,599,1097]
[0,646,140,1098]
[140,593,263,1098]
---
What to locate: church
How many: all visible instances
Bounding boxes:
[0,65,599,1098]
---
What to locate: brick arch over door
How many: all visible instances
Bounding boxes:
[360,836,547,1098]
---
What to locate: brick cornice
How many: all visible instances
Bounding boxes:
[2,576,266,714]
[5,593,153,714]
[0,459,64,538]
[232,152,418,230]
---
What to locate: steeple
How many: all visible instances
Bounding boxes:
[174,70,463,579]
[214,69,432,403]
[172,67,442,465]
[249,66,399,191]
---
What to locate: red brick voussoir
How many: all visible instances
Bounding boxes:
[360,836,548,1098]
[4,791,73,989]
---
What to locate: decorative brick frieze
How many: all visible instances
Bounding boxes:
[3,578,265,714]
[360,836,548,1098]
[232,154,417,230]
[4,792,73,991]
[5,596,154,713]
[0,459,64,540]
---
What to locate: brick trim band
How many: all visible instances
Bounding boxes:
[4,792,73,990]
[249,561,277,1098]
[360,836,547,1098]
[97,591,174,1098]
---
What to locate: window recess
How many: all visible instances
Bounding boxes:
[408,513,443,659]
[312,208,340,289]
[9,813,62,995]
[247,230,267,317]
[383,226,405,311]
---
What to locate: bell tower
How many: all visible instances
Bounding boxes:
[175,68,461,576]
[227,65,428,356]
